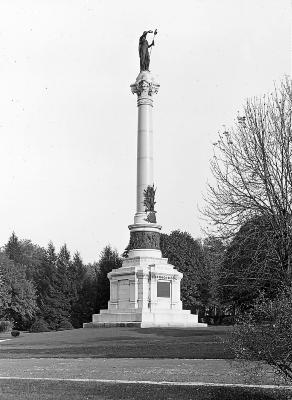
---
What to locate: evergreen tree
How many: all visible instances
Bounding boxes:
[71,261,97,327]
[69,252,84,299]
[160,230,206,314]
[95,246,122,312]
[34,242,57,325]
[38,243,72,329]
[51,244,72,326]
[5,232,22,264]
[69,252,87,327]
[47,241,57,265]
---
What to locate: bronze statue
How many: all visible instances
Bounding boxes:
[139,30,157,71]
[144,184,156,212]
[144,184,157,223]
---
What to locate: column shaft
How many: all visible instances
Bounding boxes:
[137,103,153,214]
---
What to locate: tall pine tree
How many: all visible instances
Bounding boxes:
[69,252,86,327]
[5,232,22,264]
[39,243,72,329]
[95,246,122,312]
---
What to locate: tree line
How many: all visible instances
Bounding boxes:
[0,234,122,331]
[0,225,275,331]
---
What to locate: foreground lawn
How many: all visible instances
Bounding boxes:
[0,326,233,359]
[0,379,290,400]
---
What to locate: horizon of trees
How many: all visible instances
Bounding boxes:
[1,215,287,330]
[0,232,122,330]
[0,226,261,330]
[0,229,234,330]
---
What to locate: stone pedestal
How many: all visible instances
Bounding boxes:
[83,256,204,328]
[84,70,206,329]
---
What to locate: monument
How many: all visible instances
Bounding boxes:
[84,31,206,328]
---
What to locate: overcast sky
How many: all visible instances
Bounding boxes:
[0,0,291,262]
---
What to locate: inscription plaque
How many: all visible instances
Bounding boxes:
[157,281,170,298]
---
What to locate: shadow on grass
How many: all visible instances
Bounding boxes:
[0,326,235,359]
[0,380,290,400]
[132,326,232,337]
[0,344,234,359]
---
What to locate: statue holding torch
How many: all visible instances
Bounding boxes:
[139,29,158,71]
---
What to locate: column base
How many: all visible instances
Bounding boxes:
[128,248,162,258]
[83,309,207,328]
[83,255,207,329]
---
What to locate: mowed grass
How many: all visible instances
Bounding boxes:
[0,380,290,400]
[0,326,233,359]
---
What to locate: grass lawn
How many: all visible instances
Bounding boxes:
[0,327,291,399]
[0,326,233,359]
[0,379,291,400]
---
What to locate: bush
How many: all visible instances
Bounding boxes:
[228,288,292,382]
[29,319,50,333]
[221,316,234,325]
[57,319,74,331]
[11,330,20,337]
[0,321,12,332]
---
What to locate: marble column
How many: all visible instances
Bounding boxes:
[131,71,160,225]
[128,71,162,259]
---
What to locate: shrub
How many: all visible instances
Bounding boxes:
[57,319,74,331]
[29,319,50,333]
[11,330,20,337]
[228,288,292,382]
[221,316,234,325]
[0,321,12,332]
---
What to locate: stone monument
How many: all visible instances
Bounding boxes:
[84,31,206,328]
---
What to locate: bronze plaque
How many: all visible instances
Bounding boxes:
[157,281,170,298]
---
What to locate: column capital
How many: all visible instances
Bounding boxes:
[130,71,160,100]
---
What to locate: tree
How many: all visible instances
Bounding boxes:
[95,246,122,313]
[69,252,88,327]
[221,216,285,313]
[5,232,22,264]
[202,236,226,322]
[205,78,292,283]
[69,252,85,300]
[0,271,11,313]
[71,263,97,326]
[160,230,206,314]
[5,232,47,292]
[34,242,57,327]
[18,240,47,282]
[230,288,292,382]
[0,253,38,329]
[38,243,72,330]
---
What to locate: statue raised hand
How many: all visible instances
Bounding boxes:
[139,29,157,71]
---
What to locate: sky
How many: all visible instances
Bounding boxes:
[0,0,291,263]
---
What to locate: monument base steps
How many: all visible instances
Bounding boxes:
[83,255,207,329]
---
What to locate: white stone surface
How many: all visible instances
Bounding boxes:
[84,256,207,328]
[130,71,159,225]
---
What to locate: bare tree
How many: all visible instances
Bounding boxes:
[205,78,292,280]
